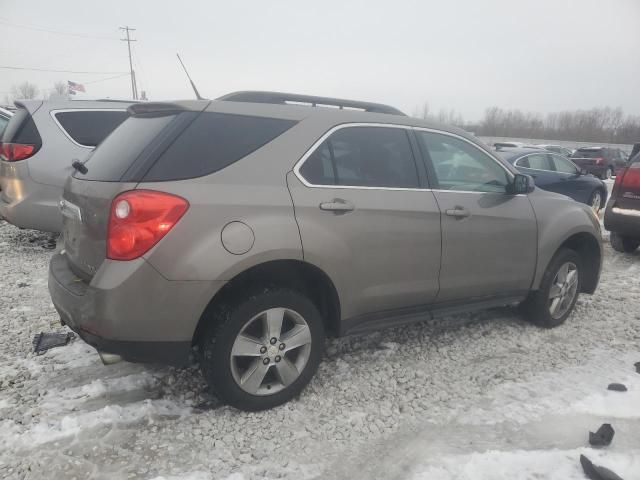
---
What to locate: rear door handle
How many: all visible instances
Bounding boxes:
[319,199,355,214]
[445,207,470,219]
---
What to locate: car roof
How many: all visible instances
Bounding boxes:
[496,147,548,162]
[129,93,477,143]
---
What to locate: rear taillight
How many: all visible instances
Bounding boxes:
[0,142,36,162]
[594,157,604,165]
[621,164,640,190]
[107,190,189,261]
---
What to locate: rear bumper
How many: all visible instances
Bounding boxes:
[604,202,640,238]
[48,252,224,366]
[0,161,63,232]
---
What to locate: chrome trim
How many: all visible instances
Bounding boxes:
[611,207,640,217]
[49,108,127,149]
[292,122,515,192]
[59,199,82,222]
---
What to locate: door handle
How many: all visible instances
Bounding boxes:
[445,207,470,219]
[319,199,355,214]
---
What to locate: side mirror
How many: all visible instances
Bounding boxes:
[509,173,535,194]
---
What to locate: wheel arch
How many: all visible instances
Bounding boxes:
[552,232,602,294]
[192,259,342,345]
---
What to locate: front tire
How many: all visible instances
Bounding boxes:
[588,189,604,212]
[199,287,325,411]
[610,233,640,253]
[602,167,613,180]
[520,248,582,328]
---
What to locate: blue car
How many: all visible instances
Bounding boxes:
[497,147,608,211]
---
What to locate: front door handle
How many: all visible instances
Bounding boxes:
[445,207,470,219]
[319,199,355,214]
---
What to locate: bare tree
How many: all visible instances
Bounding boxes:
[11,82,39,100]
[52,81,68,97]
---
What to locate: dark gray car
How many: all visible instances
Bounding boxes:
[48,92,603,411]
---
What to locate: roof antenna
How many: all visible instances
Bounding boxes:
[176,53,203,100]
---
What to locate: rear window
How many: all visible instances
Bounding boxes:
[0,115,9,137]
[573,148,604,159]
[78,114,177,181]
[142,112,297,182]
[54,110,129,147]
[1,108,42,147]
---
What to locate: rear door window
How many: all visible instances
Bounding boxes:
[142,112,297,182]
[298,126,420,188]
[54,110,129,147]
[550,154,578,174]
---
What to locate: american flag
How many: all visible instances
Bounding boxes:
[67,81,86,95]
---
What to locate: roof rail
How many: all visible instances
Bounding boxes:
[217,91,406,116]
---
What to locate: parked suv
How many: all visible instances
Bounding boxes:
[1,100,132,232]
[571,146,628,180]
[48,92,603,411]
[604,152,640,253]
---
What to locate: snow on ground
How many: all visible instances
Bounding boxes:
[0,216,638,480]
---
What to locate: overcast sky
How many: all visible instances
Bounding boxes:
[1,0,639,121]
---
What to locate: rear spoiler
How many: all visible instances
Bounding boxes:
[127,101,209,116]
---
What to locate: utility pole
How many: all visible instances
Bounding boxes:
[120,26,138,100]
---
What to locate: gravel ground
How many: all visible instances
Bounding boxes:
[0,207,639,479]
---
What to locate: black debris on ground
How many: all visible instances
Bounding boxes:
[589,423,615,447]
[634,361,640,374]
[580,455,624,480]
[32,332,76,355]
[607,383,628,392]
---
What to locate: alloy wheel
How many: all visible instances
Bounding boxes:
[548,262,579,320]
[230,307,312,395]
[590,191,602,212]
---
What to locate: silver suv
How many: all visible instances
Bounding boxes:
[48,92,603,411]
[1,100,132,232]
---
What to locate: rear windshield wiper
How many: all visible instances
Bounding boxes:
[71,159,88,175]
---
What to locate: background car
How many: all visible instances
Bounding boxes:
[0,107,12,138]
[604,152,640,253]
[570,146,628,179]
[497,147,608,211]
[536,144,574,157]
[0,99,132,232]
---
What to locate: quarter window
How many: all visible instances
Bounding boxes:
[299,126,420,188]
[551,155,578,174]
[54,110,129,147]
[417,131,510,193]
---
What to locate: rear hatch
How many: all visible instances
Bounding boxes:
[61,104,199,280]
[62,100,299,280]
[571,148,605,166]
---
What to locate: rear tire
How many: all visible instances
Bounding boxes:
[520,248,582,328]
[610,233,640,253]
[199,287,325,411]
[602,167,613,180]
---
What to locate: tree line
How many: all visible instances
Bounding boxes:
[415,102,640,145]
[3,81,68,104]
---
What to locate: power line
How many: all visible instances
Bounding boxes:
[0,65,128,74]
[0,18,118,40]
